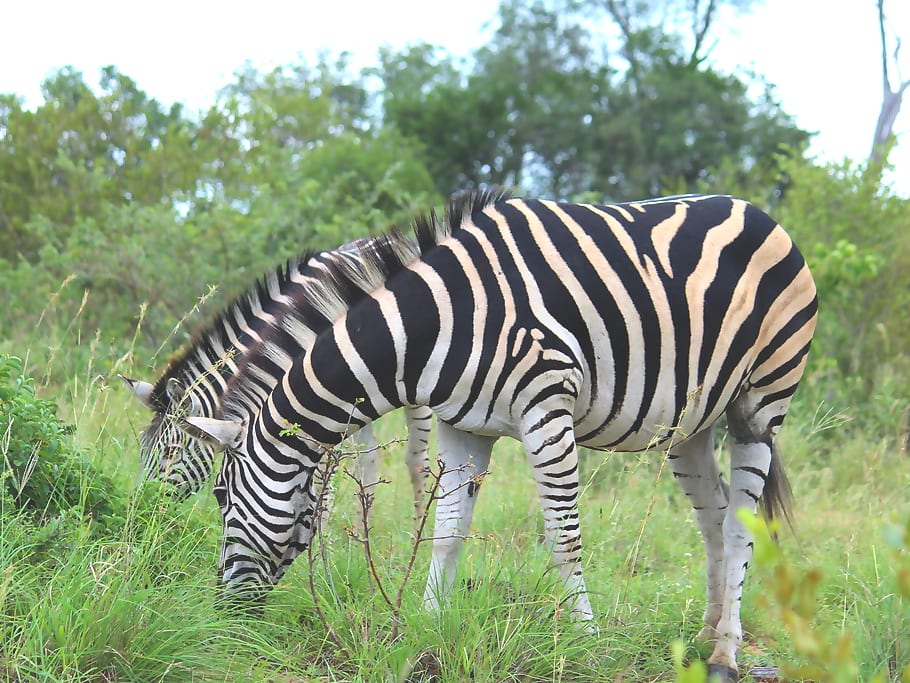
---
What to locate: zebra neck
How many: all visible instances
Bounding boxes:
[262,302,412,450]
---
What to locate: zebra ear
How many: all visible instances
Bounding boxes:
[167,377,202,415]
[181,416,244,450]
[166,377,187,403]
[119,375,156,409]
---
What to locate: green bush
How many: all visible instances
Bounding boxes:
[0,354,122,530]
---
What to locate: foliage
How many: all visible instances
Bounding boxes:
[375,0,809,199]
[0,354,120,530]
[741,510,910,682]
[0,67,199,263]
[0,478,284,683]
[0,0,817,383]
[765,152,910,434]
[0,59,438,380]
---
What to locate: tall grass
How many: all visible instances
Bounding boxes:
[2,305,908,681]
[0,482,292,682]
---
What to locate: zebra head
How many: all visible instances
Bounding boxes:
[179,415,320,601]
[121,375,218,501]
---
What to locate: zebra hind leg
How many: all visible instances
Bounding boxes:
[706,396,794,680]
[666,425,729,641]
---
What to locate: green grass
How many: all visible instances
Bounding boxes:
[2,348,908,682]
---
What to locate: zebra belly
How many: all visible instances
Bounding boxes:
[571,368,738,453]
[432,379,729,452]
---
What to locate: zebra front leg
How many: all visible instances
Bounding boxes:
[707,438,772,680]
[423,422,495,612]
[403,406,433,521]
[521,401,593,623]
[667,425,729,641]
[350,423,381,537]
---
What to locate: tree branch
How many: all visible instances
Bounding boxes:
[605,0,639,77]
[870,0,909,164]
[690,0,718,67]
[879,0,890,94]
[894,35,910,96]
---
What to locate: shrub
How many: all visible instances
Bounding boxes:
[0,354,122,530]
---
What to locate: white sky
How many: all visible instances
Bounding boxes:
[2,0,908,196]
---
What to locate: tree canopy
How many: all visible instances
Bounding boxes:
[376,0,808,199]
[0,0,906,433]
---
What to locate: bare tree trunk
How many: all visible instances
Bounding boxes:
[870,0,910,165]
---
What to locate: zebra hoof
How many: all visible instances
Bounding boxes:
[707,663,739,682]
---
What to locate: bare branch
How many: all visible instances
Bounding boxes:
[870,0,909,164]
[346,467,398,612]
[880,0,890,93]
[604,0,634,40]
[690,0,718,66]
[306,447,347,650]
[894,35,910,95]
[605,0,640,76]
[303,437,489,644]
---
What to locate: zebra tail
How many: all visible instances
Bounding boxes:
[759,440,794,535]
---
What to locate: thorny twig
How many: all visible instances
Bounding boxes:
[304,396,491,642]
[342,456,486,641]
[344,464,396,611]
[303,423,410,646]
[394,459,484,619]
[303,410,366,649]
[306,444,347,649]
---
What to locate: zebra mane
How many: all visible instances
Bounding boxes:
[298,186,512,327]
[148,253,324,413]
[219,186,513,422]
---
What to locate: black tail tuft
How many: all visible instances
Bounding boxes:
[759,440,794,533]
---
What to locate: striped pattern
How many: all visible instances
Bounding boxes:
[191,189,817,678]
[122,240,432,524]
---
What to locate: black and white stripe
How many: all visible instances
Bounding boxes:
[121,240,433,523]
[186,189,817,679]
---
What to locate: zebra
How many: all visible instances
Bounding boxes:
[120,240,434,525]
[182,189,818,680]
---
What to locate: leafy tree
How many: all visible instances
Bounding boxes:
[192,58,369,206]
[590,57,807,199]
[0,58,438,371]
[472,0,611,196]
[377,2,608,196]
[0,67,199,262]
[377,43,507,195]
[194,56,436,234]
[376,0,808,200]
